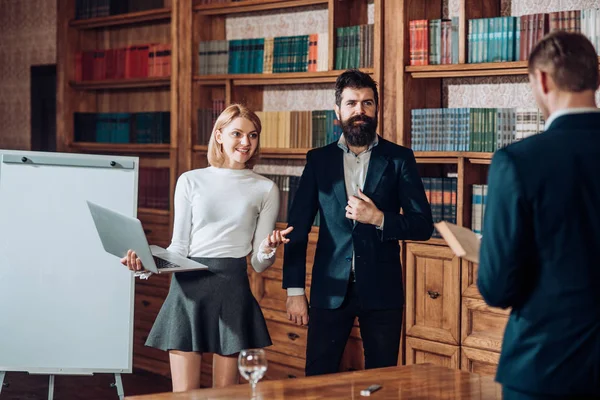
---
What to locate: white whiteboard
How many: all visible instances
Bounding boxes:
[0,150,138,374]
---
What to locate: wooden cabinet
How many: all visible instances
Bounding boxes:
[461,347,501,377]
[406,243,461,345]
[405,243,509,376]
[405,337,460,369]
[461,297,509,352]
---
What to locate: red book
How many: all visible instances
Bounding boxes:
[124,46,134,79]
[92,50,106,81]
[82,51,94,81]
[137,44,150,78]
[105,49,116,79]
[148,44,157,77]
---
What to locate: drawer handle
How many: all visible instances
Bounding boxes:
[427,290,440,299]
[287,374,297,379]
[144,229,153,235]
[142,300,150,307]
[287,332,300,341]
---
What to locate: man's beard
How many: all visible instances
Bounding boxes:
[341,114,378,147]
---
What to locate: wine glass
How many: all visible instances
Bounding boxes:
[238,348,268,391]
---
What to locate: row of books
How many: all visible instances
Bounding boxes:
[198,34,329,75]
[74,112,170,144]
[423,176,458,238]
[74,0,163,20]
[138,167,170,211]
[410,8,600,65]
[471,184,488,235]
[334,24,375,70]
[75,44,172,81]
[409,18,459,65]
[259,174,321,227]
[197,109,342,149]
[196,100,227,146]
[410,108,545,152]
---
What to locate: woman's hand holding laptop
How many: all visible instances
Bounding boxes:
[121,250,144,271]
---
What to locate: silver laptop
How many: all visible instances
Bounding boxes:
[86,200,208,273]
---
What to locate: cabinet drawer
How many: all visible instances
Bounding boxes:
[405,337,460,370]
[264,361,305,381]
[141,222,171,248]
[258,275,311,312]
[406,243,461,345]
[135,293,166,322]
[461,346,501,377]
[266,320,308,359]
[462,261,482,298]
[461,297,509,352]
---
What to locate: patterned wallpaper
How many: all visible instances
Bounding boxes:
[444,0,600,108]
[226,1,375,111]
[0,0,57,150]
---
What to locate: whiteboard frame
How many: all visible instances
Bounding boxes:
[0,150,138,375]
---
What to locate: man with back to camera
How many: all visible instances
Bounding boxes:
[478,31,600,399]
[282,69,433,376]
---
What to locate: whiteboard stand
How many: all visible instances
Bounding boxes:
[48,375,54,400]
[112,373,125,399]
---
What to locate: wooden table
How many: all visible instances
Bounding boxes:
[125,364,502,399]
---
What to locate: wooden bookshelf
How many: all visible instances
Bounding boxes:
[194,0,329,15]
[69,143,171,153]
[69,77,171,90]
[69,8,172,29]
[394,0,518,377]
[194,69,375,86]
[138,207,171,216]
[406,61,529,78]
[193,145,310,159]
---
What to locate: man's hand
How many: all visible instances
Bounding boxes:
[345,189,384,226]
[286,295,309,326]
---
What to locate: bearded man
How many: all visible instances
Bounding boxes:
[282,69,433,376]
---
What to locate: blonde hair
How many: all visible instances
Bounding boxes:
[207,104,262,169]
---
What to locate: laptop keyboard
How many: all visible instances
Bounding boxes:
[153,256,180,269]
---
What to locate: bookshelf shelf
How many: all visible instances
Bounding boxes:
[405,61,528,79]
[194,0,328,16]
[69,8,172,30]
[138,208,171,216]
[414,151,494,160]
[70,78,171,90]
[70,143,171,153]
[192,145,310,159]
[407,237,447,246]
[194,69,374,86]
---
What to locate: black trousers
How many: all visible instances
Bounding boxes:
[305,281,403,376]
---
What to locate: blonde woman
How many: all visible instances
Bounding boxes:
[122,104,292,391]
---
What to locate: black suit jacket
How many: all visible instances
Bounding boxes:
[283,136,433,310]
[478,112,600,397]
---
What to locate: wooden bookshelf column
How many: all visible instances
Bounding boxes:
[57,0,178,377]
[393,0,510,375]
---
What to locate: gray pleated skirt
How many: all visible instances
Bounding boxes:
[145,257,272,355]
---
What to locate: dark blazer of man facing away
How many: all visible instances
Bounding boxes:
[478,31,600,400]
[283,69,433,376]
